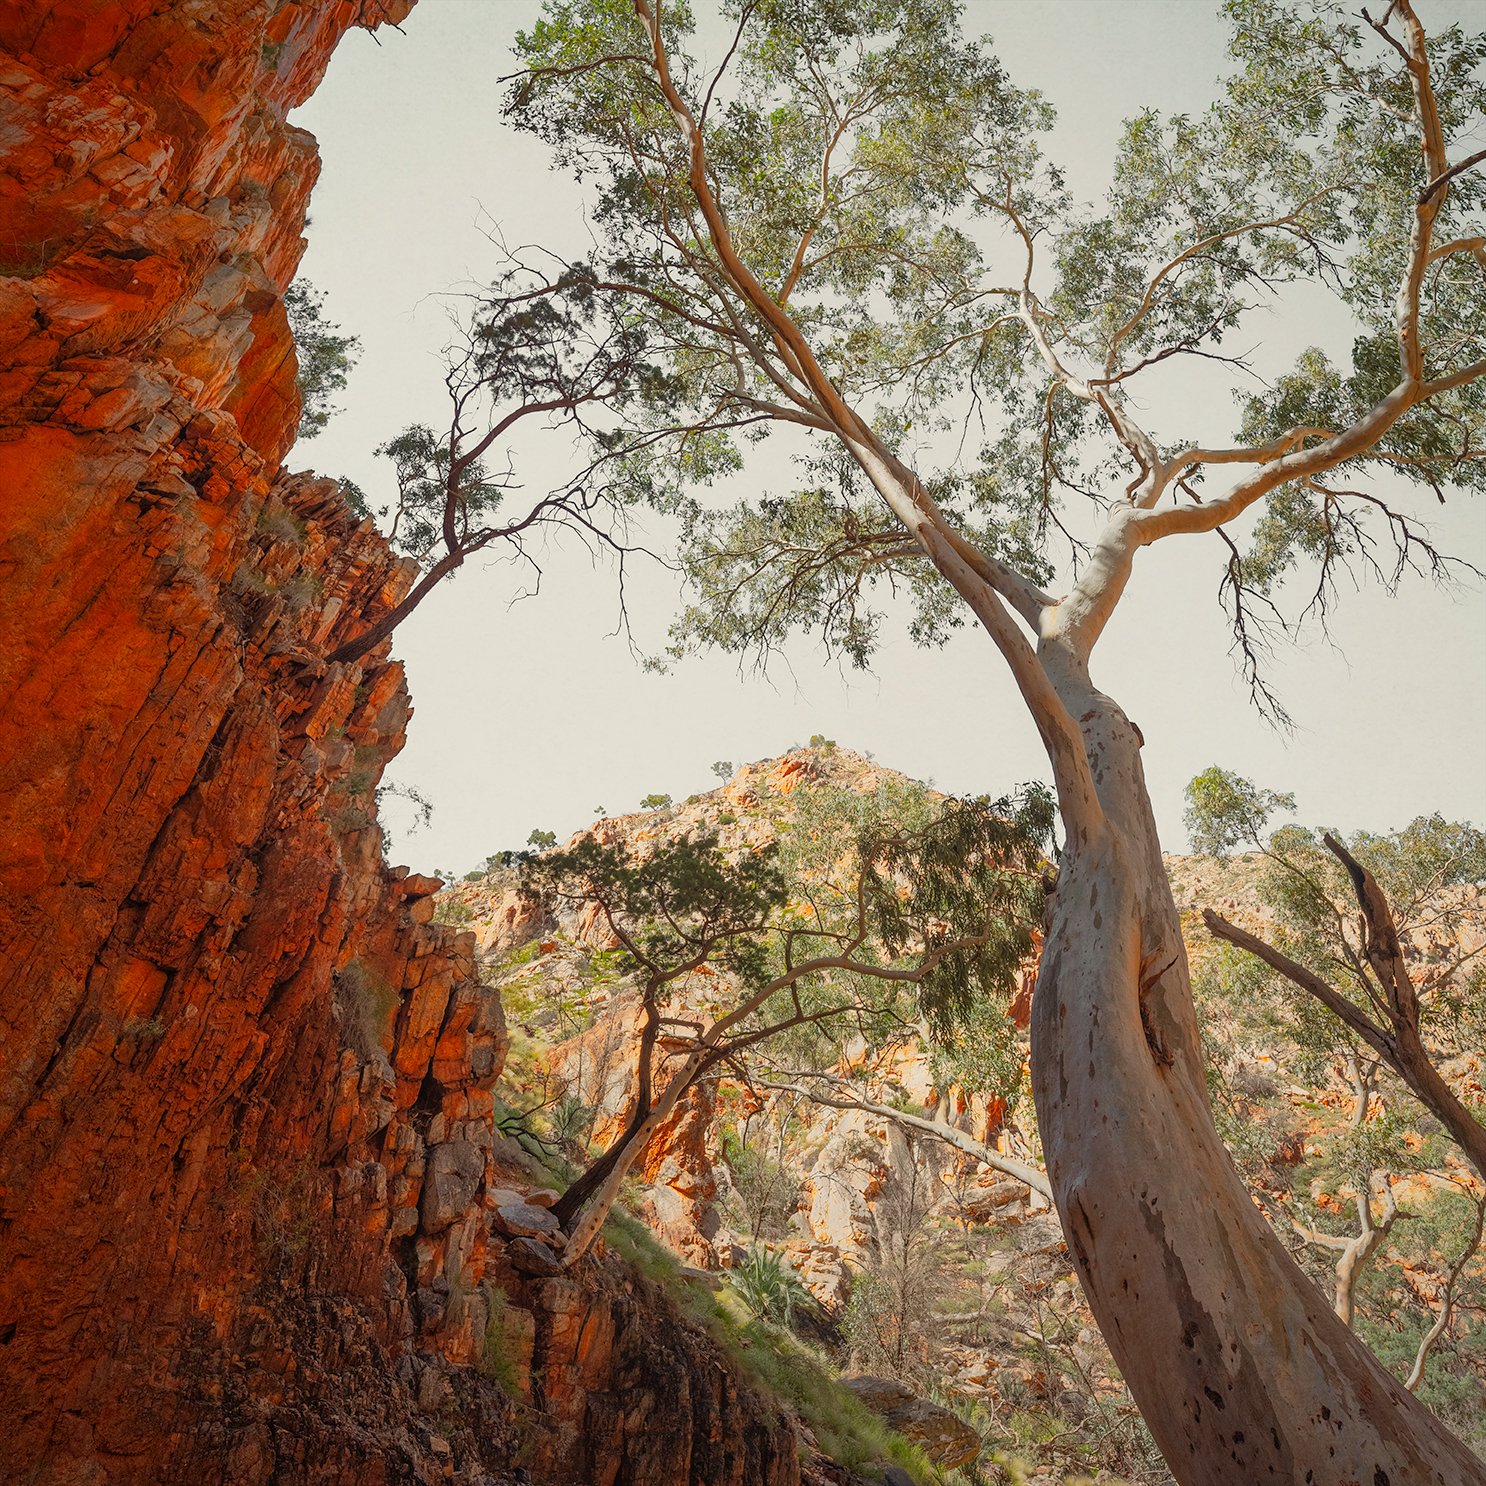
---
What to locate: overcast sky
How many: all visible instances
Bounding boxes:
[292,0,1486,876]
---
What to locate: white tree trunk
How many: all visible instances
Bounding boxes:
[1029,671,1486,1484]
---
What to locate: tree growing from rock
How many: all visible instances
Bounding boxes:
[323,263,669,663]
[519,783,1051,1263]
[285,279,360,440]
[493,1,1486,1476]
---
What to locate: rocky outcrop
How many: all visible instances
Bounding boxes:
[0,5,807,1484]
[482,1255,799,1486]
[840,1377,981,1471]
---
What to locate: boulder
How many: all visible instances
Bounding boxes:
[493,1200,563,1241]
[507,1236,565,1277]
[841,1375,981,1470]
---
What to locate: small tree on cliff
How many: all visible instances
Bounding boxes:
[491,2,1486,1477]
[520,783,1051,1262]
[322,262,671,664]
[286,280,361,440]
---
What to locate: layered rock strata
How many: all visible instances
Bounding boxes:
[0,4,804,1482]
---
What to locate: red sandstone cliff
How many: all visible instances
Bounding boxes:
[0,6,802,1483]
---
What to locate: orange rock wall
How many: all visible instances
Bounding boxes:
[0,7,808,1483]
[0,3,515,1479]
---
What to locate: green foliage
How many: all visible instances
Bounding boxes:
[780,775,1053,1040]
[521,829,789,990]
[500,0,1485,700]
[668,465,1049,672]
[432,898,475,928]
[527,829,558,850]
[546,1091,594,1151]
[520,775,1050,1068]
[728,1246,813,1328]
[711,760,734,782]
[238,1159,316,1276]
[929,1003,1031,1118]
[375,779,434,836]
[1184,765,1296,854]
[255,501,306,544]
[721,1124,799,1241]
[601,1202,684,1286]
[121,1016,167,1039]
[728,1316,943,1484]
[478,1283,522,1395]
[1187,770,1486,1067]
[285,281,360,440]
[371,423,509,562]
[339,477,372,519]
[1187,786,1486,1415]
[639,792,673,810]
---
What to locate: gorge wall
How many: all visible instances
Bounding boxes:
[0,5,802,1482]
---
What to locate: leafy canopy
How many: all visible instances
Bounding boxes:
[499,0,1486,689]
[518,774,1053,1043]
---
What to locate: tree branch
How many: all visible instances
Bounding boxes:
[762,1074,1052,1200]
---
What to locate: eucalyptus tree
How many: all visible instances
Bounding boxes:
[492,0,1486,1475]
[519,785,1049,1263]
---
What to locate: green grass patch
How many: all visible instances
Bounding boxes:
[599,1206,942,1484]
[478,1283,522,1395]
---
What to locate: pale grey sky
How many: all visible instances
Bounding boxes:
[293,0,1486,875]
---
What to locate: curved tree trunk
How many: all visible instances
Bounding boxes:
[1028,673,1486,1484]
[558,1042,711,1266]
[324,548,464,665]
[551,987,663,1231]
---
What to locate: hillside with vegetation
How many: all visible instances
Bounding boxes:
[432,745,1486,1483]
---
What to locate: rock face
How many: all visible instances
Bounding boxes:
[492,1263,799,1486]
[0,5,805,1484]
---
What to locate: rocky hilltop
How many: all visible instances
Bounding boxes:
[0,5,809,1483]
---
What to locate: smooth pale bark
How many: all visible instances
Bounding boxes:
[1331,1176,1397,1330]
[1028,673,1486,1484]
[612,4,1486,1472]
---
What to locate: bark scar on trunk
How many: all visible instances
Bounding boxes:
[1138,949,1178,1068]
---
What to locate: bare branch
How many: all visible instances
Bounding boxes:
[1405,1191,1486,1391]
[763,1074,1052,1199]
